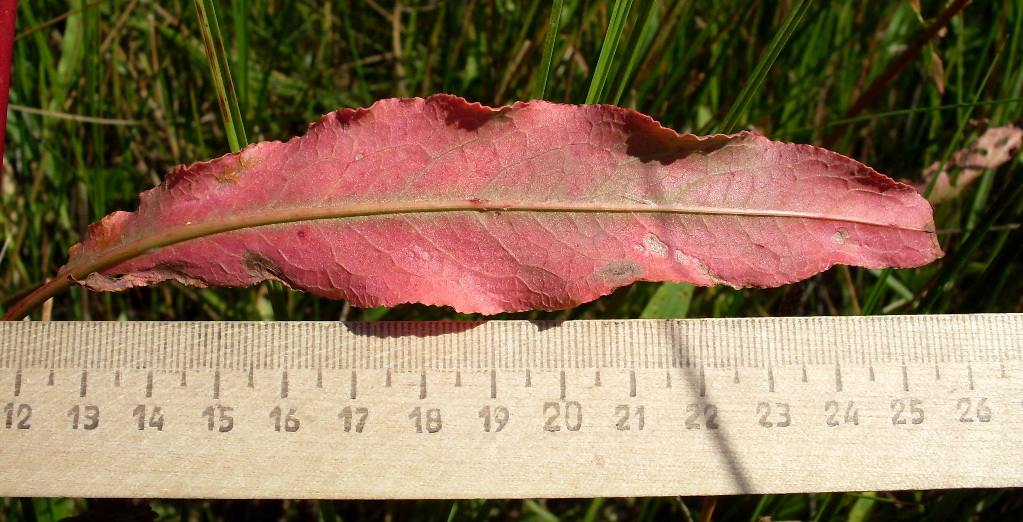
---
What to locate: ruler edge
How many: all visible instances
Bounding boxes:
[2,313,1021,372]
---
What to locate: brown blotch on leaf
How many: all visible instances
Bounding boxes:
[594,261,644,285]
[215,151,259,185]
[242,251,300,291]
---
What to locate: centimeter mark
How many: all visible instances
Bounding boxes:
[491,370,498,399]
[350,370,358,400]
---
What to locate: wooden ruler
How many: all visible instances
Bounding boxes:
[1,315,1021,499]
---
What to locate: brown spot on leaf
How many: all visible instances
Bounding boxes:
[594,261,643,285]
[215,151,259,185]
[242,251,296,290]
[832,228,856,245]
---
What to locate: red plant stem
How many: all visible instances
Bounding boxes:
[0,1,16,194]
[0,0,17,176]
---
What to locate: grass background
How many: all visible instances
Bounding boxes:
[1,0,1022,520]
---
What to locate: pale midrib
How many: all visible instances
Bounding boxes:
[80,197,932,274]
[3,199,930,321]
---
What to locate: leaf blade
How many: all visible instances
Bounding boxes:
[5,95,941,318]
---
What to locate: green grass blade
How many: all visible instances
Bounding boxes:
[917,169,1023,313]
[714,0,813,134]
[193,0,245,152]
[639,282,694,318]
[232,0,249,119]
[968,215,1023,312]
[582,498,605,522]
[530,0,565,101]
[338,1,371,103]
[846,493,878,522]
[777,97,1023,137]
[610,0,658,105]
[921,44,1003,201]
[193,0,288,320]
[203,0,247,148]
[585,0,634,104]
[860,268,891,315]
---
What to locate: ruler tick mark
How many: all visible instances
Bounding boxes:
[180,372,187,387]
[455,372,462,387]
[213,370,221,400]
[629,370,637,397]
[280,371,289,399]
[80,371,88,398]
[13,369,22,397]
[665,370,672,388]
[525,369,532,387]
[490,369,497,399]
[902,365,909,392]
[835,364,843,393]
[801,366,808,383]
[935,364,941,380]
[594,371,602,387]
[114,370,121,388]
[386,370,392,388]
[768,367,775,393]
[317,369,323,389]
[1001,364,1007,378]
[47,370,54,386]
[699,367,706,398]
[350,371,358,400]
[869,366,875,382]
[733,368,740,384]
[968,364,974,391]
[559,371,566,400]
[247,367,254,388]
[419,372,427,399]
[146,371,154,398]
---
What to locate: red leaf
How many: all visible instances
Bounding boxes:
[59,95,941,314]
